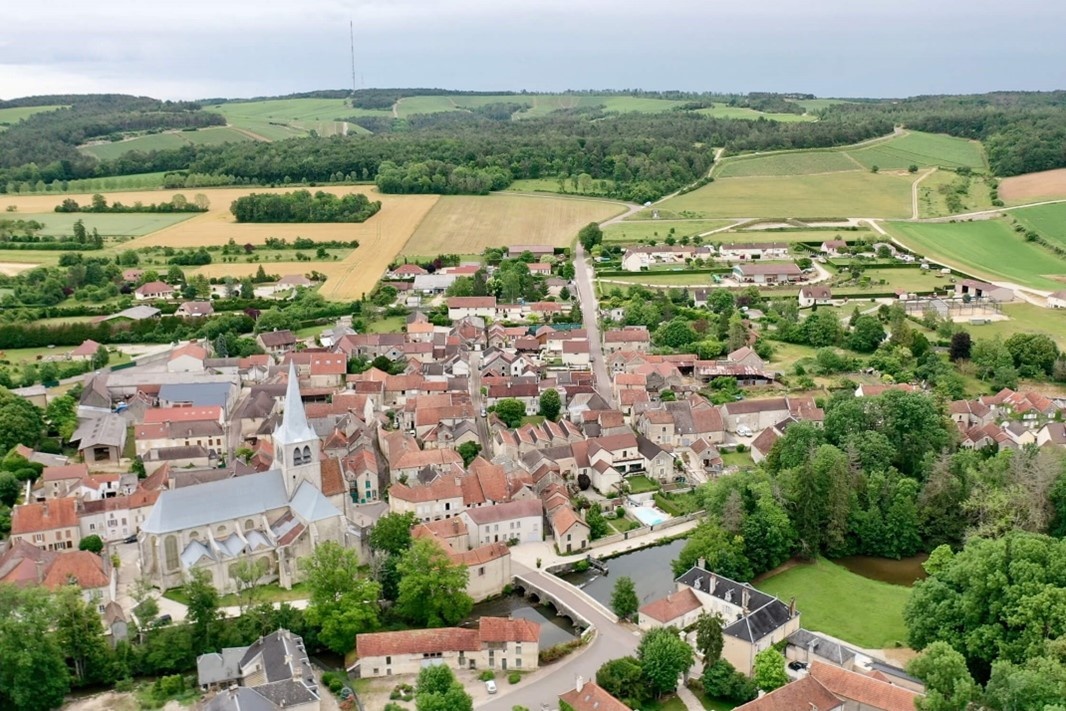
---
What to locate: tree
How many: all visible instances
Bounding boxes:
[752,647,788,692]
[456,441,481,467]
[694,612,724,665]
[948,331,972,361]
[802,309,844,347]
[671,521,753,581]
[702,658,756,703]
[596,656,647,707]
[78,534,104,554]
[654,318,699,350]
[0,388,44,453]
[494,399,526,428]
[1005,332,1060,377]
[44,394,78,440]
[726,314,748,352]
[585,505,609,540]
[304,541,382,655]
[54,585,113,686]
[0,471,20,507]
[184,568,223,654]
[907,641,978,711]
[578,222,603,251]
[539,388,561,421]
[611,576,639,621]
[847,315,886,353]
[638,626,694,697]
[368,512,417,556]
[0,586,70,711]
[415,664,473,711]
[396,538,472,627]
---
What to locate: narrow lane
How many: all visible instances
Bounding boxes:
[573,243,615,408]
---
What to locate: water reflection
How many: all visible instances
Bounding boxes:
[467,593,577,648]
[835,554,929,587]
[559,538,687,607]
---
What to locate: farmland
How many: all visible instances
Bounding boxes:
[848,131,986,171]
[724,228,877,243]
[208,99,373,140]
[401,193,626,258]
[999,168,1066,203]
[602,219,736,243]
[660,171,914,219]
[0,105,66,130]
[717,150,859,178]
[696,104,816,122]
[11,212,195,237]
[1012,202,1066,248]
[966,302,1066,349]
[394,94,691,119]
[80,127,254,160]
[886,219,1066,291]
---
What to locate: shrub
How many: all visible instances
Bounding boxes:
[384,704,405,711]
[573,560,590,573]
[508,672,522,685]
[539,638,585,664]
[479,670,496,682]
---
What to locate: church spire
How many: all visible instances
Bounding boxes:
[275,360,317,445]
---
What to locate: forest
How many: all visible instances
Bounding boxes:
[229,189,381,223]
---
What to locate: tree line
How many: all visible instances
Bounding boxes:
[229,189,381,223]
[55,193,208,213]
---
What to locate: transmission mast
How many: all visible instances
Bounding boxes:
[349,20,357,97]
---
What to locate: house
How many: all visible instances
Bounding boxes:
[735,661,923,711]
[559,680,632,711]
[603,327,651,354]
[561,339,591,368]
[134,281,175,300]
[412,273,458,293]
[718,242,789,261]
[387,263,428,279]
[750,426,782,463]
[676,564,801,675]
[0,541,115,610]
[176,301,215,318]
[1049,291,1066,309]
[638,587,704,631]
[508,245,555,259]
[352,616,539,678]
[637,435,673,482]
[34,463,90,500]
[196,629,320,711]
[10,497,81,551]
[78,489,161,542]
[1037,422,1066,448]
[733,675,843,711]
[460,499,543,547]
[70,413,128,463]
[135,406,227,459]
[732,263,804,284]
[69,339,103,361]
[720,397,823,433]
[167,342,208,372]
[798,286,833,308]
[308,353,346,388]
[253,274,315,300]
[257,330,297,355]
[820,239,848,256]
[549,505,589,554]
[158,382,235,410]
[954,279,1013,303]
[448,296,497,320]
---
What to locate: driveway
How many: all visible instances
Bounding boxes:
[573,243,616,408]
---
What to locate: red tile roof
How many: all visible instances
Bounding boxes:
[478,616,539,643]
[42,464,90,482]
[639,587,702,623]
[559,682,631,711]
[809,661,919,711]
[11,497,79,534]
[143,406,222,424]
[357,627,480,658]
[42,550,110,590]
[734,675,842,711]
[320,456,345,497]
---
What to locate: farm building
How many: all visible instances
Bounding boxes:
[718,242,789,261]
[1049,290,1066,308]
[954,279,1013,303]
[175,301,215,318]
[732,263,804,284]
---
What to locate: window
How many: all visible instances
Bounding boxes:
[386,656,391,665]
[164,535,179,571]
[478,567,485,576]
[34,533,44,542]
[516,658,522,668]
[516,644,522,655]
[89,523,96,531]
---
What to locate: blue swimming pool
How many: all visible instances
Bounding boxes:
[630,506,670,527]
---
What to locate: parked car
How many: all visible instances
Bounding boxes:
[485,680,497,695]
[123,534,138,544]
[151,614,173,628]
[736,425,753,437]
[788,661,808,671]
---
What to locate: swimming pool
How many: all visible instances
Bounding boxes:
[630,506,670,527]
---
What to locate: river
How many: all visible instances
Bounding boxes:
[466,593,577,649]
[558,538,687,608]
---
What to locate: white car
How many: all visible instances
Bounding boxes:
[485,680,497,694]
[736,425,753,437]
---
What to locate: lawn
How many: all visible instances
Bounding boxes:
[717,151,859,178]
[366,316,407,334]
[608,516,642,534]
[721,228,876,244]
[720,450,754,470]
[603,220,736,243]
[1012,202,1066,249]
[401,193,625,257]
[13,212,196,237]
[163,582,309,607]
[81,127,254,160]
[966,302,1066,349]
[756,557,911,649]
[886,219,1066,291]
[660,172,914,219]
[520,415,546,426]
[0,105,66,130]
[625,474,659,494]
[841,267,950,293]
[848,131,986,171]
[598,273,718,287]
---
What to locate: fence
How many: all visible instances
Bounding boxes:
[588,510,703,550]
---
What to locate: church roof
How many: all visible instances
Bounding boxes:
[273,361,317,446]
[142,470,289,534]
[289,480,342,523]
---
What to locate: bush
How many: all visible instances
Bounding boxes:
[539,638,585,664]
[508,672,522,685]
[479,670,496,682]
[321,671,347,694]
[573,559,590,573]
[384,704,405,711]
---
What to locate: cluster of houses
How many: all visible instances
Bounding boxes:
[127,273,317,302]
[620,242,790,272]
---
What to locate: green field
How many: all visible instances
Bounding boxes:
[887,219,1066,291]
[1012,203,1066,248]
[789,98,853,112]
[717,151,859,178]
[916,170,996,218]
[966,302,1066,349]
[842,267,950,293]
[696,105,816,122]
[756,557,910,649]
[81,127,254,160]
[13,212,195,237]
[209,99,375,139]
[0,105,67,130]
[722,228,875,243]
[849,132,986,171]
[661,171,914,219]
[603,220,736,243]
[393,94,690,119]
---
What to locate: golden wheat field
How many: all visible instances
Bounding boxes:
[401,193,627,257]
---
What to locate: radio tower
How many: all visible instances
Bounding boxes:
[349,20,357,97]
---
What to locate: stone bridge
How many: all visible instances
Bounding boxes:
[512,573,595,632]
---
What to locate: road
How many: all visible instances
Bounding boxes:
[478,562,638,711]
[911,168,937,220]
[468,350,492,454]
[573,243,616,408]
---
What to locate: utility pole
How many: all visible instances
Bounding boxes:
[349,20,357,97]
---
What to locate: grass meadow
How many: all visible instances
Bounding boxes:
[1012,203,1066,248]
[717,150,859,178]
[0,105,66,130]
[401,193,625,257]
[14,212,195,237]
[80,127,254,160]
[661,171,913,219]
[848,132,986,171]
[723,228,877,243]
[209,99,377,139]
[602,219,736,243]
[756,557,910,649]
[967,302,1066,348]
[696,105,816,122]
[916,170,996,218]
[887,219,1066,291]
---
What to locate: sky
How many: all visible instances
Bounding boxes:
[2,0,1065,101]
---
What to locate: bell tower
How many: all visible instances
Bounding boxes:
[274,360,322,497]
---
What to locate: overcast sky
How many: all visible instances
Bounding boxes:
[2,0,1064,100]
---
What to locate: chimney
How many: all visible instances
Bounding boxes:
[35,559,45,584]
[742,588,750,613]
[697,556,706,570]
[708,574,717,594]
[576,675,584,692]
[788,596,797,617]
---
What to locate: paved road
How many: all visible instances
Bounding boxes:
[573,243,615,408]
[477,562,638,711]
[468,350,492,455]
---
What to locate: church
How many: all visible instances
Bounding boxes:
[139,363,347,593]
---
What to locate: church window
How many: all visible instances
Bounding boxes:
[301,445,311,463]
[164,536,179,571]
[245,519,254,531]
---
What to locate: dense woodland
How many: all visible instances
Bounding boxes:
[229,189,381,223]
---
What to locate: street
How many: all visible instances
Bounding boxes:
[468,350,492,454]
[573,243,616,408]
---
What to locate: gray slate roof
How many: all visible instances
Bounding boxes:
[289,480,342,523]
[158,382,233,408]
[71,413,127,449]
[788,629,858,667]
[142,470,289,534]
[677,565,795,642]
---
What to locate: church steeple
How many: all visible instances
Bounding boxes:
[274,360,321,497]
